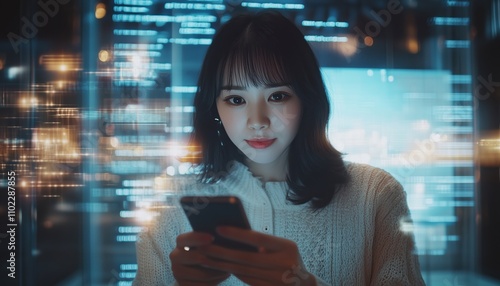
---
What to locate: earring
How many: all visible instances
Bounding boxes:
[214,117,224,146]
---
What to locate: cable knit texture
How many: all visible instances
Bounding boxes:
[133,161,425,286]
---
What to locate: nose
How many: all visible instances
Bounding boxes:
[247,102,270,130]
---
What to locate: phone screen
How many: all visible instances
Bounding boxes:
[180,196,257,252]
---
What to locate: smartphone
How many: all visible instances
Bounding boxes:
[180,196,258,252]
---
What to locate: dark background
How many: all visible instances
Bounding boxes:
[0,0,499,285]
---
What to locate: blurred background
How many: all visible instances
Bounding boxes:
[0,0,499,285]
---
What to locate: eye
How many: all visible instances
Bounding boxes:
[223,96,246,106]
[269,92,290,102]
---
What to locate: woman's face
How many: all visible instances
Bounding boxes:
[216,83,302,166]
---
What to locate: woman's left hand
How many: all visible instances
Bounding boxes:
[198,226,317,286]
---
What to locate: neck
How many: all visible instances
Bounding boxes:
[244,151,289,182]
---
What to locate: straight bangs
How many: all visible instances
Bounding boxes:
[217,39,291,91]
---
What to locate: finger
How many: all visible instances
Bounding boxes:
[236,269,315,286]
[234,275,278,286]
[177,280,228,286]
[202,258,280,281]
[172,264,230,283]
[200,244,273,268]
[216,226,292,251]
[176,273,230,286]
[175,281,219,286]
[201,245,298,271]
[171,250,231,285]
[174,265,228,280]
[176,232,214,248]
[170,247,208,266]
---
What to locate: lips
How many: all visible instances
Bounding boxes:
[245,138,276,149]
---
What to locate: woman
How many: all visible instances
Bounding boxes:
[133,11,425,286]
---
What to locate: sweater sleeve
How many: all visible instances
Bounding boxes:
[133,175,218,286]
[133,207,183,286]
[133,175,206,286]
[370,175,426,286]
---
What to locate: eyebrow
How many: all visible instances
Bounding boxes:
[221,83,291,90]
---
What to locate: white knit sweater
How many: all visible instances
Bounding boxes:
[133,161,425,285]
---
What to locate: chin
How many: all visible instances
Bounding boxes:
[245,156,281,165]
[242,148,287,165]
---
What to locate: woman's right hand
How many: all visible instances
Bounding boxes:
[170,232,230,286]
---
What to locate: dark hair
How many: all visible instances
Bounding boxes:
[191,11,349,209]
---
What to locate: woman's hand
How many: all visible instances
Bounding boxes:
[199,227,317,286]
[169,232,230,286]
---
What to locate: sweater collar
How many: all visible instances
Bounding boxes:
[224,160,289,191]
